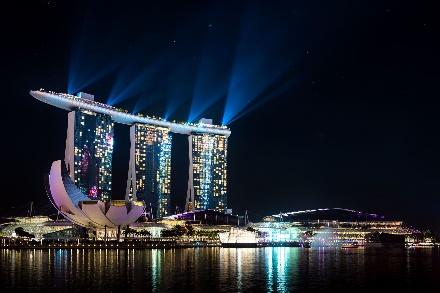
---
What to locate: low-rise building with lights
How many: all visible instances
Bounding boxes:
[247,208,418,247]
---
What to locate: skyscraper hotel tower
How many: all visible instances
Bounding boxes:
[186,118,228,213]
[126,124,172,218]
[30,89,231,219]
[64,92,114,201]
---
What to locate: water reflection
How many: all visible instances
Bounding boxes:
[260,247,299,292]
[0,248,439,292]
[151,249,161,291]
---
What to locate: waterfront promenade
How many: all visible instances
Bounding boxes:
[0,237,220,249]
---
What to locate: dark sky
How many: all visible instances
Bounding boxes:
[2,0,440,233]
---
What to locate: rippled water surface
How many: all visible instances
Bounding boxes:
[1,247,439,292]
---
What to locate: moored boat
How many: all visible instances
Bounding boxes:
[219,227,258,248]
[341,241,359,248]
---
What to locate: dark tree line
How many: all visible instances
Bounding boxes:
[14,227,35,238]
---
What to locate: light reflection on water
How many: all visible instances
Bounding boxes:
[0,247,439,292]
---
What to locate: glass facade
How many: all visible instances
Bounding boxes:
[127,124,172,218]
[72,110,114,201]
[191,133,227,212]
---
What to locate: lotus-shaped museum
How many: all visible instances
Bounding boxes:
[46,160,145,229]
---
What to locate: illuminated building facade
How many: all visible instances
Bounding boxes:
[30,90,232,217]
[251,208,418,246]
[65,109,114,201]
[187,131,228,212]
[126,123,172,218]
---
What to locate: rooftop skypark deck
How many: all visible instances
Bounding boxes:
[30,89,231,137]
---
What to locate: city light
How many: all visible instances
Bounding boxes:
[188,133,228,212]
[68,110,114,201]
[126,124,173,218]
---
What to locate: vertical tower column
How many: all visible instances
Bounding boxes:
[126,125,137,200]
[126,124,172,218]
[65,109,114,201]
[185,135,194,212]
[65,111,75,180]
[186,129,228,213]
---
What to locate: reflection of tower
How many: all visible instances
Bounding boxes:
[186,119,228,212]
[65,96,114,201]
[126,123,172,218]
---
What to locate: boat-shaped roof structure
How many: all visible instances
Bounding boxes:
[30,89,231,137]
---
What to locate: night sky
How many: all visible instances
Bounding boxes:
[2,0,439,233]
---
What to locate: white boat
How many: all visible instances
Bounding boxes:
[406,241,437,248]
[219,228,258,247]
[341,241,359,248]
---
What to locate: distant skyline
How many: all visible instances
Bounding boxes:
[2,1,440,233]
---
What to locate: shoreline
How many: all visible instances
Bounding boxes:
[1,243,437,250]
